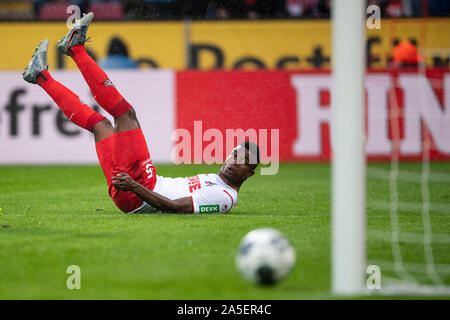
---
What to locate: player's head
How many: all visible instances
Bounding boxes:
[219,141,260,185]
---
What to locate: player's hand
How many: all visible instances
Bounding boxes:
[112,172,137,191]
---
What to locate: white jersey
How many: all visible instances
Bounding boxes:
[131,173,238,214]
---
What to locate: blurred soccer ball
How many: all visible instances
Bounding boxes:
[235,228,296,285]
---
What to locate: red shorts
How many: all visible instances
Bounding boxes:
[95,128,157,213]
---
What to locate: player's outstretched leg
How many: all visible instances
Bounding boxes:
[58,12,132,119]
[23,39,107,134]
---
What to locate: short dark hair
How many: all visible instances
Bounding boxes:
[239,140,260,166]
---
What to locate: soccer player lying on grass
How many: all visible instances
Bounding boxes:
[22,13,260,214]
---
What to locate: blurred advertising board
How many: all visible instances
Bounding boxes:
[0,19,449,71]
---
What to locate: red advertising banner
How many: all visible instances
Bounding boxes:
[1,69,448,164]
[176,69,450,162]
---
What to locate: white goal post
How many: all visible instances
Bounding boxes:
[331,0,366,295]
[331,3,450,296]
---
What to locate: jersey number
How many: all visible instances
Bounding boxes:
[145,163,154,179]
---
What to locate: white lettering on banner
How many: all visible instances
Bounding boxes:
[0,70,174,164]
[365,74,392,154]
[291,75,331,156]
[400,74,450,154]
[291,73,450,157]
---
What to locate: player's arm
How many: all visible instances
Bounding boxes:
[112,172,193,213]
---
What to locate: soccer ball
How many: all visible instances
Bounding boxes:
[235,228,296,285]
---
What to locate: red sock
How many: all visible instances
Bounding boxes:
[38,70,106,131]
[70,45,132,117]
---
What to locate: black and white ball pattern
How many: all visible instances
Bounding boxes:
[236,228,296,285]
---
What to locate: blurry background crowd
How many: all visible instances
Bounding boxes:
[0,0,448,21]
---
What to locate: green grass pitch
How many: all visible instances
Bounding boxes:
[0,163,449,299]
